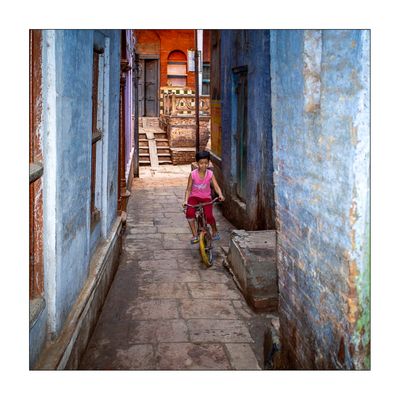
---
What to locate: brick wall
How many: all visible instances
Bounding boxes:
[270,30,370,369]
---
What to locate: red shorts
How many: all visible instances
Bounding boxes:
[186,196,216,225]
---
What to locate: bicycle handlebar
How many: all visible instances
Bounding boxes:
[184,197,220,208]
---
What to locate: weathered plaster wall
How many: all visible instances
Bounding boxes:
[270,30,370,369]
[219,29,275,230]
[41,29,120,336]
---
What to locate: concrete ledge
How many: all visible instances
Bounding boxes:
[227,230,278,312]
[34,217,123,370]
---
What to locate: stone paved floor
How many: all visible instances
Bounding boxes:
[79,165,273,370]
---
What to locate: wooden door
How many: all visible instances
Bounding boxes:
[138,60,145,117]
[233,66,248,201]
[145,59,158,116]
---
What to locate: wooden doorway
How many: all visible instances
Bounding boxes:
[138,58,159,117]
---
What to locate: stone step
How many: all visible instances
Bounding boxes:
[140,117,161,129]
[139,128,166,134]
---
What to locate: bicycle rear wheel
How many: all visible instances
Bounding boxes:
[199,228,213,267]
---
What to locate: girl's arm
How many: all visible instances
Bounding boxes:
[211,174,225,201]
[183,174,193,206]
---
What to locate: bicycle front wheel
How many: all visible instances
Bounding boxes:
[199,229,213,267]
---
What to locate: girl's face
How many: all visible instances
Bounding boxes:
[198,158,209,171]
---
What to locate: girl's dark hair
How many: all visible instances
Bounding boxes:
[195,150,211,162]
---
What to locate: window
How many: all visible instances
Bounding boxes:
[202,62,210,95]
[167,50,187,87]
[91,47,104,228]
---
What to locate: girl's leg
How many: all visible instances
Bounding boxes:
[204,200,218,235]
[187,219,197,236]
[186,196,199,239]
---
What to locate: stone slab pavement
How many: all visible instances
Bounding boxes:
[79,165,276,370]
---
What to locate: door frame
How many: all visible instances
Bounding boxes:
[138,54,160,117]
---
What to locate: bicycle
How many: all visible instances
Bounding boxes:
[184,197,220,267]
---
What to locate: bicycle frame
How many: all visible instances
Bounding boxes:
[185,197,219,267]
[186,197,219,234]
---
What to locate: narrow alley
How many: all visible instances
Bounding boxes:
[79,165,273,370]
[29,28,370,373]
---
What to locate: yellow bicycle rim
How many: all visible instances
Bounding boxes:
[199,231,212,267]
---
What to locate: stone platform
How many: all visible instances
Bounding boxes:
[227,230,278,312]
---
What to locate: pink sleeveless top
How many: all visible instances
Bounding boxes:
[191,168,213,198]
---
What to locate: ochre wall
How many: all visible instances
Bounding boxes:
[134,29,194,89]
[134,30,211,90]
[135,30,161,55]
[159,30,195,88]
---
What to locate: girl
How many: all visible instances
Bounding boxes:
[183,150,225,244]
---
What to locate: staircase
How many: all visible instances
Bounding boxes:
[139,117,172,167]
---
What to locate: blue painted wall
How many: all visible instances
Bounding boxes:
[270,30,370,369]
[53,29,121,330]
[55,30,94,327]
[30,30,121,367]
[220,30,275,230]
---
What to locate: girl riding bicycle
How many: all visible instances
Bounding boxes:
[183,150,225,244]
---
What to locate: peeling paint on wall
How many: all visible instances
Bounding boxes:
[271,29,370,369]
[40,29,121,336]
